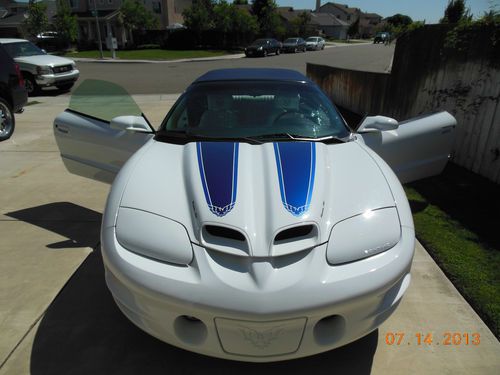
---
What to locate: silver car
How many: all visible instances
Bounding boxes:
[0,38,79,95]
[306,37,326,51]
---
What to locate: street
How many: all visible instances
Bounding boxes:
[70,43,395,95]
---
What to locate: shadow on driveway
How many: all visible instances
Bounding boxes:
[9,202,378,374]
[6,202,101,249]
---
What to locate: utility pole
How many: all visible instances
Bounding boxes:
[93,0,104,59]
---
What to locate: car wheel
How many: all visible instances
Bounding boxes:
[294,47,297,53]
[276,48,280,55]
[23,74,39,96]
[56,83,74,91]
[321,45,325,50]
[263,50,268,57]
[0,98,15,142]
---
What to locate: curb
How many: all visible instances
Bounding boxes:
[71,53,245,64]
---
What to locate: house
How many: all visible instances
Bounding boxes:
[315,2,382,37]
[359,12,382,37]
[70,0,190,48]
[277,6,349,39]
[0,0,56,37]
[316,2,360,24]
[310,12,348,39]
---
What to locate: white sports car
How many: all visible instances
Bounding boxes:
[53,69,456,362]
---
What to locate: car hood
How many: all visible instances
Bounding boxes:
[14,54,75,67]
[118,140,396,257]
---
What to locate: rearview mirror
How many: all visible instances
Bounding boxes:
[357,116,398,133]
[110,116,152,133]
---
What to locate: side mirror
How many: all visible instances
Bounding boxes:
[110,115,152,133]
[357,116,399,132]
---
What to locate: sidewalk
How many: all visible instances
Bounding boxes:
[71,52,246,64]
[0,95,498,374]
[69,42,368,64]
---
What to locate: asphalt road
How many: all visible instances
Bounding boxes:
[71,43,395,95]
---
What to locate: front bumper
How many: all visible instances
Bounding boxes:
[36,69,79,87]
[102,225,414,361]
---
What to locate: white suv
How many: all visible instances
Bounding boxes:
[0,38,79,96]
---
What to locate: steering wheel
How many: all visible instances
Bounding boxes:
[272,110,317,125]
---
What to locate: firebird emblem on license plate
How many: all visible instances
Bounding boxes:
[238,325,285,349]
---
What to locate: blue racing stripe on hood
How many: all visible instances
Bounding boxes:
[197,142,239,217]
[274,142,316,216]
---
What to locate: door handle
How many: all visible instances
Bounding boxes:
[55,124,69,134]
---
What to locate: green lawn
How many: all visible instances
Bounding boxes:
[62,49,231,60]
[404,163,500,338]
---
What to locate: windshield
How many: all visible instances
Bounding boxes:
[159,80,350,141]
[251,39,267,46]
[306,37,318,42]
[284,38,298,44]
[2,41,45,58]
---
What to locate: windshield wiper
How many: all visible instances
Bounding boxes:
[155,130,265,144]
[248,133,347,143]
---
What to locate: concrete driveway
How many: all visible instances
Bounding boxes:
[0,95,499,374]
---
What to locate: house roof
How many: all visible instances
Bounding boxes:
[361,12,382,19]
[319,3,360,15]
[277,7,312,22]
[310,12,349,26]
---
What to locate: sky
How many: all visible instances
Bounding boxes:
[277,0,498,23]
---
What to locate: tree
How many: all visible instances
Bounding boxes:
[386,14,413,27]
[233,0,248,4]
[251,0,282,37]
[441,0,469,23]
[120,0,159,44]
[291,11,312,37]
[213,1,258,47]
[23,0,48,39]
[347,16,359,37]
[182,0,215,43]
[54,0,78,44]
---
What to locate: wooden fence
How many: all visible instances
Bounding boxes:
[308,25,500,184]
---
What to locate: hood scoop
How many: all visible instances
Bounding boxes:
[120,140,396,258]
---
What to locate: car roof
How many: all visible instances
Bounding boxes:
[193,69,312,84]
[0,38,28,44]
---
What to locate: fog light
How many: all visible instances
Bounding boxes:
[174,315,207,345]
[313,315,345,346]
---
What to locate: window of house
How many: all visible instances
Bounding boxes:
[153,1,162,14]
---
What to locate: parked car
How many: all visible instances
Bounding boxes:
[305,36,325,50]
[282,37,307,53]
[0,38,79,96]
[244,38,281,57]
[53,68,456,362]
[0,42,27,141]
[374,32,391,44]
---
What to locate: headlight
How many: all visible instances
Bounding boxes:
[258,46,263,50]
[326,207,401,264]
[115,207,193,265]
[36,66,52,75]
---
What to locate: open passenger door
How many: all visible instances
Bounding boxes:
[53,80,155,184]
[357,111,457,183]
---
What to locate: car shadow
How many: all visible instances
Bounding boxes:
[10,203,378,374]
[30,248,378,375]
[5,202,102,249]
